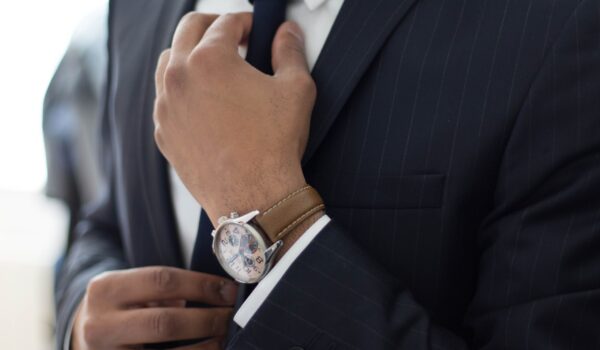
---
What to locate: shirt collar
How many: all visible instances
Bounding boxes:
[304,0,328,11]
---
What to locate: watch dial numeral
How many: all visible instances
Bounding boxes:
[244,256,254,266]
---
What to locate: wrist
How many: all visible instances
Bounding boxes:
[210,183,324,284]
[203,162,306,226]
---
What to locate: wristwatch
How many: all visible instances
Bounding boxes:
[211,185,324,284]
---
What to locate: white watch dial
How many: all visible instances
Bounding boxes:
[215,222,268,283]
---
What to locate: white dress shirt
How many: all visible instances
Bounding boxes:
[65,1,341,348]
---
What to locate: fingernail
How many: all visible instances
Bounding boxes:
[286,21,304,43]
[219,280,238,304]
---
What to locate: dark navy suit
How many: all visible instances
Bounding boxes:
[56,0,600,348]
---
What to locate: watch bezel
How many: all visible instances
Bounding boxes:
[212,219,272,284]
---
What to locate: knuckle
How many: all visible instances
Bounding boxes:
[188,46,210,65]
[199,278,214,300]
[198,14,215,28]
[151,267,178,293]
[181,12,212,28]
[158,49,171,64]
[151,310,178,338]
[218,12,246,35]
[156,50,171,75]
[163,63,186,92]
[153,98,167,124]
[86,273,109,301]
[81,317,103,346]
[220,12,238,24]
[290,72,316,97]
[189,45,221,68]
[180,11,198,26]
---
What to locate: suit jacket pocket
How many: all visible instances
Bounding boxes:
[317,173,446,210]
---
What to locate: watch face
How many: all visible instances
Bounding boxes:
[214,222,268,283]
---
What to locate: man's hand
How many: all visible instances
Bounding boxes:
[71,267,238,350]
[153,12,317,225]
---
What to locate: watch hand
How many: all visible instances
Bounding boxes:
[227,253,240,265]
[239,235,248,255]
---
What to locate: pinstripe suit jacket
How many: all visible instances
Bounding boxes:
[56,0,600,348]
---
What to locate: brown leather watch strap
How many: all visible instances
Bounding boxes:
[254,185,325,242]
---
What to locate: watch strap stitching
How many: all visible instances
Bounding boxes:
[261,185,312,217]
[273,203,325,240]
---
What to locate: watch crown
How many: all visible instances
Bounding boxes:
[230,212,240,219]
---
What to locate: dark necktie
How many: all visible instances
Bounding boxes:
[189,210,227,278]
[246,0,287,74]
[188,0,288,345]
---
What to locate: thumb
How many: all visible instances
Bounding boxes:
[271,21,309,77]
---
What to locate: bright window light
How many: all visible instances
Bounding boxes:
[0,0,107,193]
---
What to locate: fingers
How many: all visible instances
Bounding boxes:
[113,307,232,345]
[271,21,309,77]
[155,49,171,96]
[270,21,316,107]
[172,12,219,56]
[172,337,224,350]
[157,12,252,98]
[145,299,186,308]
[197,12,253,53]
[87,267,238,309]
[157,13,218,97]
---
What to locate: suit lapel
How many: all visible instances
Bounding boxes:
[136,0,195,267]
[302,0,420,164]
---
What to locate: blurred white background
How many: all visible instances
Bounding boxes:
[0,0,106,348]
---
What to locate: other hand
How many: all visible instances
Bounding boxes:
[71,266,238,350]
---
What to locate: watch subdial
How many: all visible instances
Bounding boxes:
[239,234,259,255]
[228,233,239,247]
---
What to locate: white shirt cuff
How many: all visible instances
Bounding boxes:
[233,214,331,328]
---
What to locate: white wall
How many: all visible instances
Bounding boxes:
[0,192,66,349]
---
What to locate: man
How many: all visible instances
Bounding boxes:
[56,0,600,349]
